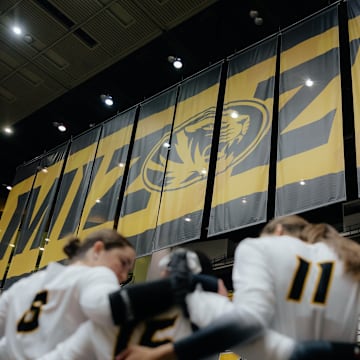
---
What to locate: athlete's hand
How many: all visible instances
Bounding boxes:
[116,343,176,360]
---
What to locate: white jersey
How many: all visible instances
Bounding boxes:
[230,235,360,359]
[39,287,233,360]
[0,262,120,360]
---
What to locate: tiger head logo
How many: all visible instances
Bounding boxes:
[142,99,270,192]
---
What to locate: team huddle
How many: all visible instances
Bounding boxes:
[1,215,360,359]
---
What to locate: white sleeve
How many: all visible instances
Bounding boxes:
[0,291,9,338]
[0,337,10,360]
[186,289,235,327]
[78,267,120,326]
[232,329,296,360]
[38,322,96,360]
[232,238,276,326]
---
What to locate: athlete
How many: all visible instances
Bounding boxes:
[117,216,360,360]
[231,217,360,360]
[0,230,214,360]
[34,247,262,360]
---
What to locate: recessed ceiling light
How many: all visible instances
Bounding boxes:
[100,94,114,106]
[12,25,22,35]
[3,126,14,135]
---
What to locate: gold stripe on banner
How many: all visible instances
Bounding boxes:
[212,52,275,202]
[276,7,345,216]
[0,174,36,281]
[154,65,221,248]
[118,90,177,255]
[77,111,135,239]
[348,1,360,171]
[40,132,101,267]
[118,106,174,236]
[209,38,276,236]
[6,156,65,280]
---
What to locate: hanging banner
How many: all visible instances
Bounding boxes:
[275,6,345,216]
[5,144,68,286]
[118,90,177,256]
[77,108,136,238]
[40,127,102,266]
[208,37,277,236]
[0,159,40,283]
[348,0,360,196]
[154,64,222,250]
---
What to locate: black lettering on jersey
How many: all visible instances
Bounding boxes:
[287,257,334,305]
[140,317,177,346]
[17,290,48,332]
[114,316,178,356]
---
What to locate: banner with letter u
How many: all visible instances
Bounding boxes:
[208,37,277,236]
[275,6,345,216]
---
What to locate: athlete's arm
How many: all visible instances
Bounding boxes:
[109,274,219,325]
[290,340,360,360]
[232,237,276,326]
[116,313,263,360]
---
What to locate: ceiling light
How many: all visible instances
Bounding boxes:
[100,94,114,106]
[249,10,259,18]
[23,34,34,44]
[12,25,22,36]
[254,17,263,26]
[3,126,14,135]
[305,78,314,87]
[53,122,66,132]
[168,56,183,69]
[2,184,12,191]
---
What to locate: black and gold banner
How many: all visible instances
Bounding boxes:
[40,127,102,266]
[5,144,68,285]
[208,37,277,236]
[118,90,177,256]
[348,0,360,196]
[275,6,346,216]
[77,109,136,239]
[0,160,40,283]
[154,64,222,250]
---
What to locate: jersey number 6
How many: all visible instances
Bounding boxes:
[17,290,48,332]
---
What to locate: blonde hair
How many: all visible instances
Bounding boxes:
[301,223,360,281]
[261,215,310,239]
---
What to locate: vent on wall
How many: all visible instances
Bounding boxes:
[34,0,98,48]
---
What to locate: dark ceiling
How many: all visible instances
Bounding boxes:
[0,0,337,205]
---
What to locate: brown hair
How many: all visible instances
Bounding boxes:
[261,215,310,239]
[63,229,133,260]
[301,223,360,281]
